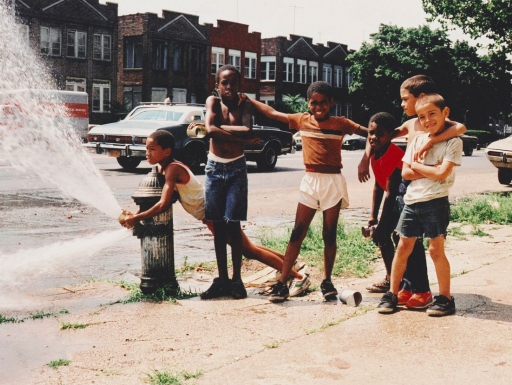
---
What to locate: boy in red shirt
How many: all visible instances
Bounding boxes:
[365,112,403,291]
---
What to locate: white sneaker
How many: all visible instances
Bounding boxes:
[289,270,311,297]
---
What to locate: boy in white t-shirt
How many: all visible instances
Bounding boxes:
[377,94,462,317]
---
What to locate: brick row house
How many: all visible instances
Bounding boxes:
[14,0,118,125]
[260,35,354,118]
[118,11,209,110]
[206,20,261,99]
[13,1,356,125]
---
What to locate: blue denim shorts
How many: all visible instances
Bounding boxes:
[204,157,248,222]
[396,196,450,239]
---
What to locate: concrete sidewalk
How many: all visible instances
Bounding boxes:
[196,255,512,385]
[2,224,512,385]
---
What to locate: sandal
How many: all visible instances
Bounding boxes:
[365,278,390,293]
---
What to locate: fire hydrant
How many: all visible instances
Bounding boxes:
[131,166,178,294]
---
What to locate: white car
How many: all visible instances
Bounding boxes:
[84,103,206,170]
[485,136,512,185]
[293,131,302,150]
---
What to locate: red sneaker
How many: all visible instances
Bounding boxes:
[406,291,433,309]
[397,289,413,305]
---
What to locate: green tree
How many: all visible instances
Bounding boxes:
[348,24,457,122]
[283,94,309,113]
[347,24,512,128]
[422,0,512,52]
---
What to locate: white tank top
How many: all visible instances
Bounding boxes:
[168,162,205,220]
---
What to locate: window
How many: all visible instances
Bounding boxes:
[67,30,86,58]
[191,45,204,73]
[297,59,307,84]
[283,57,294,82]
[244,51,257,79]
[334,103,342,116]
[172,88,187,103]
[92,82,110,113]
[153,40,168,70]
[211,47,224,74]
[344,104,352,119]
[344,70,353,88]
[322,64,332,84]
[93,33,111,61]
[40,26,61,56]
[261,56,276,81]
[229,49,241,70]
[334,65,343,88]
[123,86,142,111]
[66,78,86,92]
[309,61,318,83]
[152,88,168,102]
[124,37,142,68]
[173,42,187,72]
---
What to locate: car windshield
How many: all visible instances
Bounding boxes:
[129,110,183,122]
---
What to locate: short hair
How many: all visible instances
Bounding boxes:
[215,64,241,84]
[149,130,175,151]
[307,81,334,99]
[415,93,447,111]
[369,112,396,133]
[401,75,436,97]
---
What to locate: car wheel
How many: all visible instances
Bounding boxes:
[498,168,512,185]
[117,156,141,171]
[257,144,279,171]
[463,145,474,156]
[179,143,205,172]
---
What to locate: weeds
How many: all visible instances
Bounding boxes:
[0,314,23,324]
[1,309,68,324]
[60,322,88,330]
[146,369,202,385]
[46,359,70,369]
[177,256,217,275]
[264,339,285,349]
[447,225,467,240]
[451,193,512,225]
[112,281,199,304]
[470,226,490,237]
[259,218,378,278]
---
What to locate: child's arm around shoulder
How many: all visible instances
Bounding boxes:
[415,120,466,160]
[248,96,289,124]
[393,121,411,139]
[205,95,251,135]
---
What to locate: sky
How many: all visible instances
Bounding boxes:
[108,0,470,51]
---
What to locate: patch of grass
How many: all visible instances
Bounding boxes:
[60,322,88,330]
[0,314,24,324]
[46,359,70,369]
[470,226,490,237]
[146,369,202,385]
[112,281,199,304]
[259,218,378,278]
[447,225,467,240]
[30,310,55,320]
[177,256,217,275]
[451,193,512,225]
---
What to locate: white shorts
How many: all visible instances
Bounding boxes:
[298,172,350,211]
